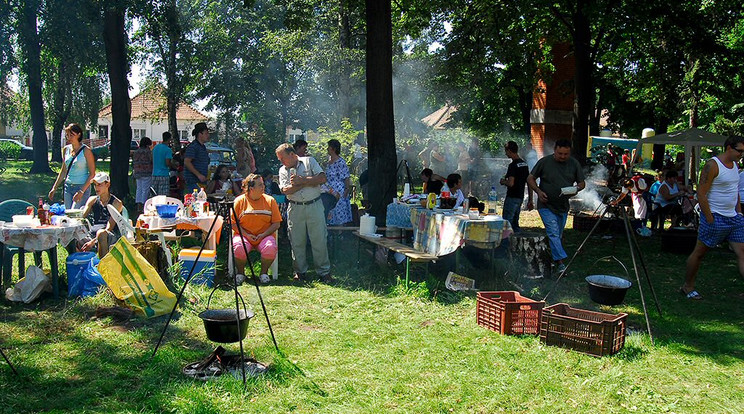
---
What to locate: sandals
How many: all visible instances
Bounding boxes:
[680,287,703,300]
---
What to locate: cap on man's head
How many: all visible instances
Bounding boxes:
[192,122,213,137]
[93,172,110,183]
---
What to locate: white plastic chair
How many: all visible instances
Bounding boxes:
[143,196,183,215]
[107,204,135,242]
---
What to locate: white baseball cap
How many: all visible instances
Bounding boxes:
[93,172,110,183]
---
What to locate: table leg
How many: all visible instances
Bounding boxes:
[156,232,173,268]
[48,246,59,299]
[0,243,5,291]
[18,249,25,281]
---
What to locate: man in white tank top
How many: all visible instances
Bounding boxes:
[683,136,744,300]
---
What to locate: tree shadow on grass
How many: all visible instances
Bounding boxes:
[0,298,311,413]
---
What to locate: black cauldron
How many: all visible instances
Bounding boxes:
[661,227,697,255]
[585,275,632,306]
[199,289,255,343]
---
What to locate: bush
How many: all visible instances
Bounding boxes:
[0,141,21,159]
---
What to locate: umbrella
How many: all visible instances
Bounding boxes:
[633,128,729,186]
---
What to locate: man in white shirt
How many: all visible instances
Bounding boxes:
[683,136,744,300]
[276,143,332,282]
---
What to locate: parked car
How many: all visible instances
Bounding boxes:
[0,138,34,160]
[206,142,238,178]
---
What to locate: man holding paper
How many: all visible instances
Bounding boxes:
[527,139,586,274]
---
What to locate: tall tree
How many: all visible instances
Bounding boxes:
[41,0,106,162]
[101,3,131,199]
[17,0,52,173]
[366,0,396,225]
[135,0,200,147]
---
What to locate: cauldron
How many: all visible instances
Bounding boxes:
[585,275,632,306]
[199,289,254,343]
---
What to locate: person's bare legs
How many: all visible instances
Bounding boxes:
[96,230,111,258]
[731,242,744,277]
[684,241,710,293]
[235,257,246,275]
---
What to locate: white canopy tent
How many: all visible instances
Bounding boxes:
[633,127,729,187]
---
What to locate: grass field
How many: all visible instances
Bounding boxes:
[1,161,743,413]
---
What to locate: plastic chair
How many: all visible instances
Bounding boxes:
[270,230,279,280]
[0,199,34,290]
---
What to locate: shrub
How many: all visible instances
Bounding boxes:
[0,141,21,159]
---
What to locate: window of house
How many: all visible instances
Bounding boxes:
[133,129,147,140]
[178,130,188,140]
[98,125,109,140]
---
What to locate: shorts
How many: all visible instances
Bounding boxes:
[698,213,744,247]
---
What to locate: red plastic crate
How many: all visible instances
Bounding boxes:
[476,291,545,335]
[540,303,627,357]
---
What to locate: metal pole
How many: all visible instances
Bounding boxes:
[621,208,654,344]
[0,348,18,376]
[543,206,610,302]
[231,204,280,353]
[226,205,246,386]
[152,212,220,358]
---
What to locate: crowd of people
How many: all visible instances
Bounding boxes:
[40,121,744,296]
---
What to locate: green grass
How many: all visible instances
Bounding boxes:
[1,160,744,413]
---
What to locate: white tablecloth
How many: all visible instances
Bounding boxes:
[0,222,87,251]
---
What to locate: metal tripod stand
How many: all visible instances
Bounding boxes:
[544,202,662,344]
[151,202,279,386]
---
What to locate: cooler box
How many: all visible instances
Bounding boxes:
[66,252,98,296]
[179,248,216,287]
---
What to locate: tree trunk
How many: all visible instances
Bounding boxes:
[571,2,592,165]
[519,89,531,136]
[338,0,352,122]
[19,0,51,173]
[651,117,669,170]
[50,61,69,163]
[366,0,397,226]
[102,7,131,200]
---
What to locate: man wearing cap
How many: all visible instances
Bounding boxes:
[79,172,124,258]
[184,122,211,193]
[275,143,332,282]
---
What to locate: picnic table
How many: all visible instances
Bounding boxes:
[0,220,88,298]
[409,208,512,256]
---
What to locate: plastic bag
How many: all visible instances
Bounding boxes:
[69,256,106,298]
[97,238,176,318]
[4,265,51,303]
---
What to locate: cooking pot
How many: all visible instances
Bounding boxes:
[661,226,697,255]
[198,288,254,343]
[586,256,632,306]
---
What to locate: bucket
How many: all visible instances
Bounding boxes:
[66,252,98,295]
[384,226,404,243]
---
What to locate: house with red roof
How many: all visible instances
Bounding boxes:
[96,85,209,145]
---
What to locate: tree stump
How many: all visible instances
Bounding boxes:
[508,232,552,279]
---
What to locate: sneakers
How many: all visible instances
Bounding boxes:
[321,273,335,284]
[554,263,567,275]
[234,274,246,285]
[293,272,306,282]
[259,273,271,283]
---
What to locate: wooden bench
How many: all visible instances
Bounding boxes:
[353,231,438,285]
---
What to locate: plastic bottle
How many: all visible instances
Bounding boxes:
[487,186,498,214]
[191,189,199,217]
[196,188,207,216]
[183,193,193,217]
[441,182,450,198]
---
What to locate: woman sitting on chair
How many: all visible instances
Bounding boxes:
[79,172,123,258]
[232,173,282,284]
[206,164,241,199]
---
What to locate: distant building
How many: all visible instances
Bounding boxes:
[97,85,209,146]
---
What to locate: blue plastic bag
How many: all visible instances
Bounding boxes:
[68,256,106,298]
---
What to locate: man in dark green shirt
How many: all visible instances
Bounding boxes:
[527,139,586,273]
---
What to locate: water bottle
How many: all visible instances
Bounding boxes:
[487,186,498,214]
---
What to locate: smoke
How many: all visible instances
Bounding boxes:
[573,164,611,215]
